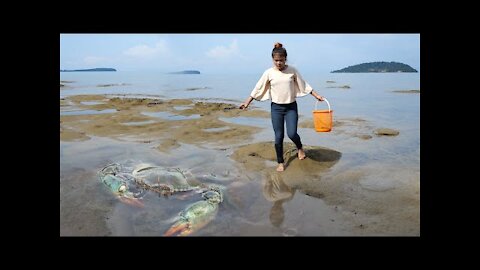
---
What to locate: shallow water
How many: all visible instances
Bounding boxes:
[203,127,232,133]
[60,71,420,236]
[121,120,157,126]
[80,101,106,105]
[61,136,355,236]
[141,111,201,121]
[219,116,271,128]
[60,109,117,116]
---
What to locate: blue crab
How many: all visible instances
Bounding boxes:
[98,163,145,208]
[98,162,230,236]
[164,185,223,236]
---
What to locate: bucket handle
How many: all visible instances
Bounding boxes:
[315,98,331,111]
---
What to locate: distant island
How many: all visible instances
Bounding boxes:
[60,68,117,72]
[168,70,200,74]
[331,62,417,73]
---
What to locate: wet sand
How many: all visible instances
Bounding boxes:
[60,94,420,236]
[60,95,269,149]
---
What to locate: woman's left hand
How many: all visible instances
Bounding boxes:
[316,95,325,101]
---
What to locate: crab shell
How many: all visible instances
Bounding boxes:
[99,163,122,176]
[132,165,197,193]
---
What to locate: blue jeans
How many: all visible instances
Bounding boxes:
[271,101,303,163]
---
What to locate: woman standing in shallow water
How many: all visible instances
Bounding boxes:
[239,42,325,172]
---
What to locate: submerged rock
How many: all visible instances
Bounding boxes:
[374,128,399,136]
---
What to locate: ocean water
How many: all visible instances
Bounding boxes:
[60,70,419,124]
[60,70,420,159]
[60,70,420,236]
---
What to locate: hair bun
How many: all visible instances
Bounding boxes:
[274,42,283,49]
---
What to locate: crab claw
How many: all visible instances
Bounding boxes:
[164,221,190,236]
[163,200,219,236]
[118,196,144,208]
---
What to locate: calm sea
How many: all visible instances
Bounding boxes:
[60,70,420,155]
[60,70,419,121]
[60,70,420,236]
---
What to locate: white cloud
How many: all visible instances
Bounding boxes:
[123,40,169,58]
[206,39,239,59]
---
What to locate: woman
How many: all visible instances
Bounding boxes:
[239,42,325,172]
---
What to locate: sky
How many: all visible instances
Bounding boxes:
[60,34,420,74]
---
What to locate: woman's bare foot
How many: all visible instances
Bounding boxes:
[276,163,285,172]
[298,149,306,160]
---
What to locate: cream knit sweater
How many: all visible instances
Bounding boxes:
[250,65,313,104]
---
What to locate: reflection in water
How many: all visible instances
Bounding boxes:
[262,172,295,228]
[261,148,340,234]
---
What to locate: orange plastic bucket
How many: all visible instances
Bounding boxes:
[312,98,333,132]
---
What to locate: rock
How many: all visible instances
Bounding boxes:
[374,128,399,136]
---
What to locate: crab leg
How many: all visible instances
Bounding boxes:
[164,221,190,236]
[118,195,144,208]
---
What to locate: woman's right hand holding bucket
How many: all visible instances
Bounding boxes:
[314,94,325,101]
[310,90,324,101]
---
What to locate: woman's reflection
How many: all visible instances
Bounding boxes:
[262,172,295,227]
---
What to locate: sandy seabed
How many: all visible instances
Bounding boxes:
[60,94,419,236]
